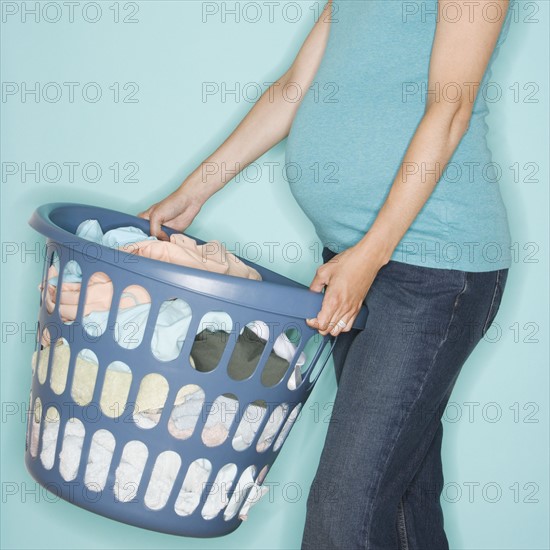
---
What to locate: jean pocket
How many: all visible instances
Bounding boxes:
[482,269,509,336]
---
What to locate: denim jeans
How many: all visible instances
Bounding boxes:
[301,247,509,550]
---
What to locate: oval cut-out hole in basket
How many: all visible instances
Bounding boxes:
[151,298,193,361]
[49,338,70,395]
[202,393,239,447]
[133,373,169,429]
[114,285,150,349]
[228,320,269,382]
[84,429,116,491]
[232,400,267,451]
[174,459,212,517]
[81,272,114,337]
[100,361,132,419]
[40,406,60,470]
[144,450,182,511]
[42,250,60,316]
[190,311,233,373]
[114,440,148,503]
[273,403,303,452]
[256,403,289,453]
[201,463,238,520]
[59,417,85,481]
[299,333,328,378]
[58,260,85,325]
[223,465,257,521]
[29,396,42,458]
[71,349,99,406]
[168,384,205,440]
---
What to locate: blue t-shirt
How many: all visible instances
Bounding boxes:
[285,0,515,272]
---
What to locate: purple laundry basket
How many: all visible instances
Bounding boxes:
[25,203,368,537]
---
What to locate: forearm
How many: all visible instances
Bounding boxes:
[356,103,470,265]
[352,0,509,267]
[179,1,332,204]
[182,70,301,203]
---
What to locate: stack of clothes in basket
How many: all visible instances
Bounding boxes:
[31,219,306,521]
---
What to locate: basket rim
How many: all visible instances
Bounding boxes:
[29,202,368,330]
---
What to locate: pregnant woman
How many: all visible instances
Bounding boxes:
[139,1,514,547]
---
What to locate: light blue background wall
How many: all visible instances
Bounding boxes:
[1,1,548,548]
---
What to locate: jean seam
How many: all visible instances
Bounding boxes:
[362,271,469,550]
[396,498,409,550]
[482,270,502,336]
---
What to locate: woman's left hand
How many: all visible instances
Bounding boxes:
[306,243,386,336]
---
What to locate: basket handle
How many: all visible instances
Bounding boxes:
[307,302,368,332]
[352,304,369,330]
[306,310,366,388]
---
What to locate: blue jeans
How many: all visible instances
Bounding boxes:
[301,247,509,550]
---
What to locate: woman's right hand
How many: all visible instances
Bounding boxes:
[137,186,204,241]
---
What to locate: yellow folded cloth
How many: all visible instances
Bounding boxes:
[32,343,198,413]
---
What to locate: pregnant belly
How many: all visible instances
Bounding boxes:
[285,97,411,216]
[284,93,451,247]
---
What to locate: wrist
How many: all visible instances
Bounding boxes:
[178,172,216,205]
[355,229,396,267]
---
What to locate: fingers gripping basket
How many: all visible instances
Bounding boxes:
[25,203,368,537]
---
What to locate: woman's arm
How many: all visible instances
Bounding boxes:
[308,0,511,336]
[140,1,333,238]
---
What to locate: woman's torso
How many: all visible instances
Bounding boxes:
[285,0,514,271]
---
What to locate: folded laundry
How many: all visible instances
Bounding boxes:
[121,235,262,281]
[33,341,298,433]
[76,218,262,281]
[42,216,261,326]
[33,343,194,411]
[192,326,294,387]
[31,218,305,524]
[76,219,157,249]
[39,300,303,389]
[39,219,306,380]
[32,413,269,520]
[43,292,305,384]
[30,344,284,520]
